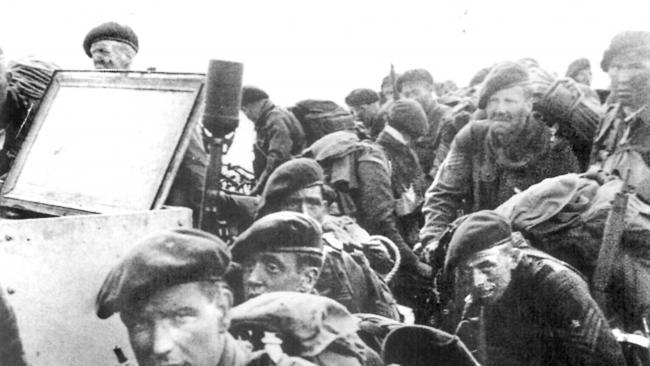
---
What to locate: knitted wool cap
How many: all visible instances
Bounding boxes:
[83,22,139,57]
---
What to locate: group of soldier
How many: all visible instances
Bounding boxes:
[1,20,650,366]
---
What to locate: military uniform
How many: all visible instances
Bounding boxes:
[96,228,323,366]
[420,118,579,246]
[481,255,624,366]
[253,100,305,191]
[376,128,427,245]
[303,131,419,272]
[591,102,650,187]
[238,158,400,319]
[304,131,436,323]
[376,100,429,247]
[414,101,452,179]
[443,210,625,366]
[166,126,208,224]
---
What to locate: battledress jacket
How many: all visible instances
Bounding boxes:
[303,131,418,271]
[481,255,625,366]
[375,128,427,246]
[413,101,452,180]
[420,118,579,245]
[591,102,650,187]
[253,100,306,189]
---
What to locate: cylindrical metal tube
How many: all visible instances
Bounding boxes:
[202,60,244,137]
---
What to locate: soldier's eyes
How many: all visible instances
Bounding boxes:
[265,262,281,274]
[172,312,195,325]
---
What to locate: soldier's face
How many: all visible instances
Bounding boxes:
[486,85,532,124]
[277,185,326,223]
[608,50,650,110]
[122,282,230,366]
[458,244,517,305]
[574,69,593,86]
[350,104,371,123]
[242,251,311,299]
[241,101,263,123]
[401,81,434,108]
[90,40,135,70]
[381,84,394,105]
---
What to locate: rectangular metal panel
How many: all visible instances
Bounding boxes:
[0,207,192,366]
[0,70,205,216]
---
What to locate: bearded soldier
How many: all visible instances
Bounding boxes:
[420,61,579,259]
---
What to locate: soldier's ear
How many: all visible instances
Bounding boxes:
[216,287,233,332]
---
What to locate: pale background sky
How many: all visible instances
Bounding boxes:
[2,0,649,108]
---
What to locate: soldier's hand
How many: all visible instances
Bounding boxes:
[420,240,440,266]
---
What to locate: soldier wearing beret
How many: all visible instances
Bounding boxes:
[396,68,452,182]
[375,99,428,246]
[95,228,252,366]
[83,21,138,70]
[255,158,399,319]
[445,210,624,366]
[241,86,306,195]
[303,129,436,324]
[565,57,601,104]
[419,61,579,259]
[566,58,593,87]
[344,88,385,140]
[82,22,208,224]
[231,211,325,300]
[591,31,650,188]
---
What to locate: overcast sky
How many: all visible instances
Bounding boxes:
[1,0,649,107]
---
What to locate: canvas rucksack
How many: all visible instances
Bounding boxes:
[291,100,356,146]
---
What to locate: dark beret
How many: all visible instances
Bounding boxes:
[396,69,434,92]
[477,61,530,109]
[601,31,650,71]
[257,158,324,218]
[469,67,491,87]
[565,58,591,79]
[387,99,428,138]
[231,211,323,261]
[444,210,512,272]
[95,228,230,319]
[345,88,380,107]
[83,22,139,57]
[382,325,478,366]
[241,86,269,106]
